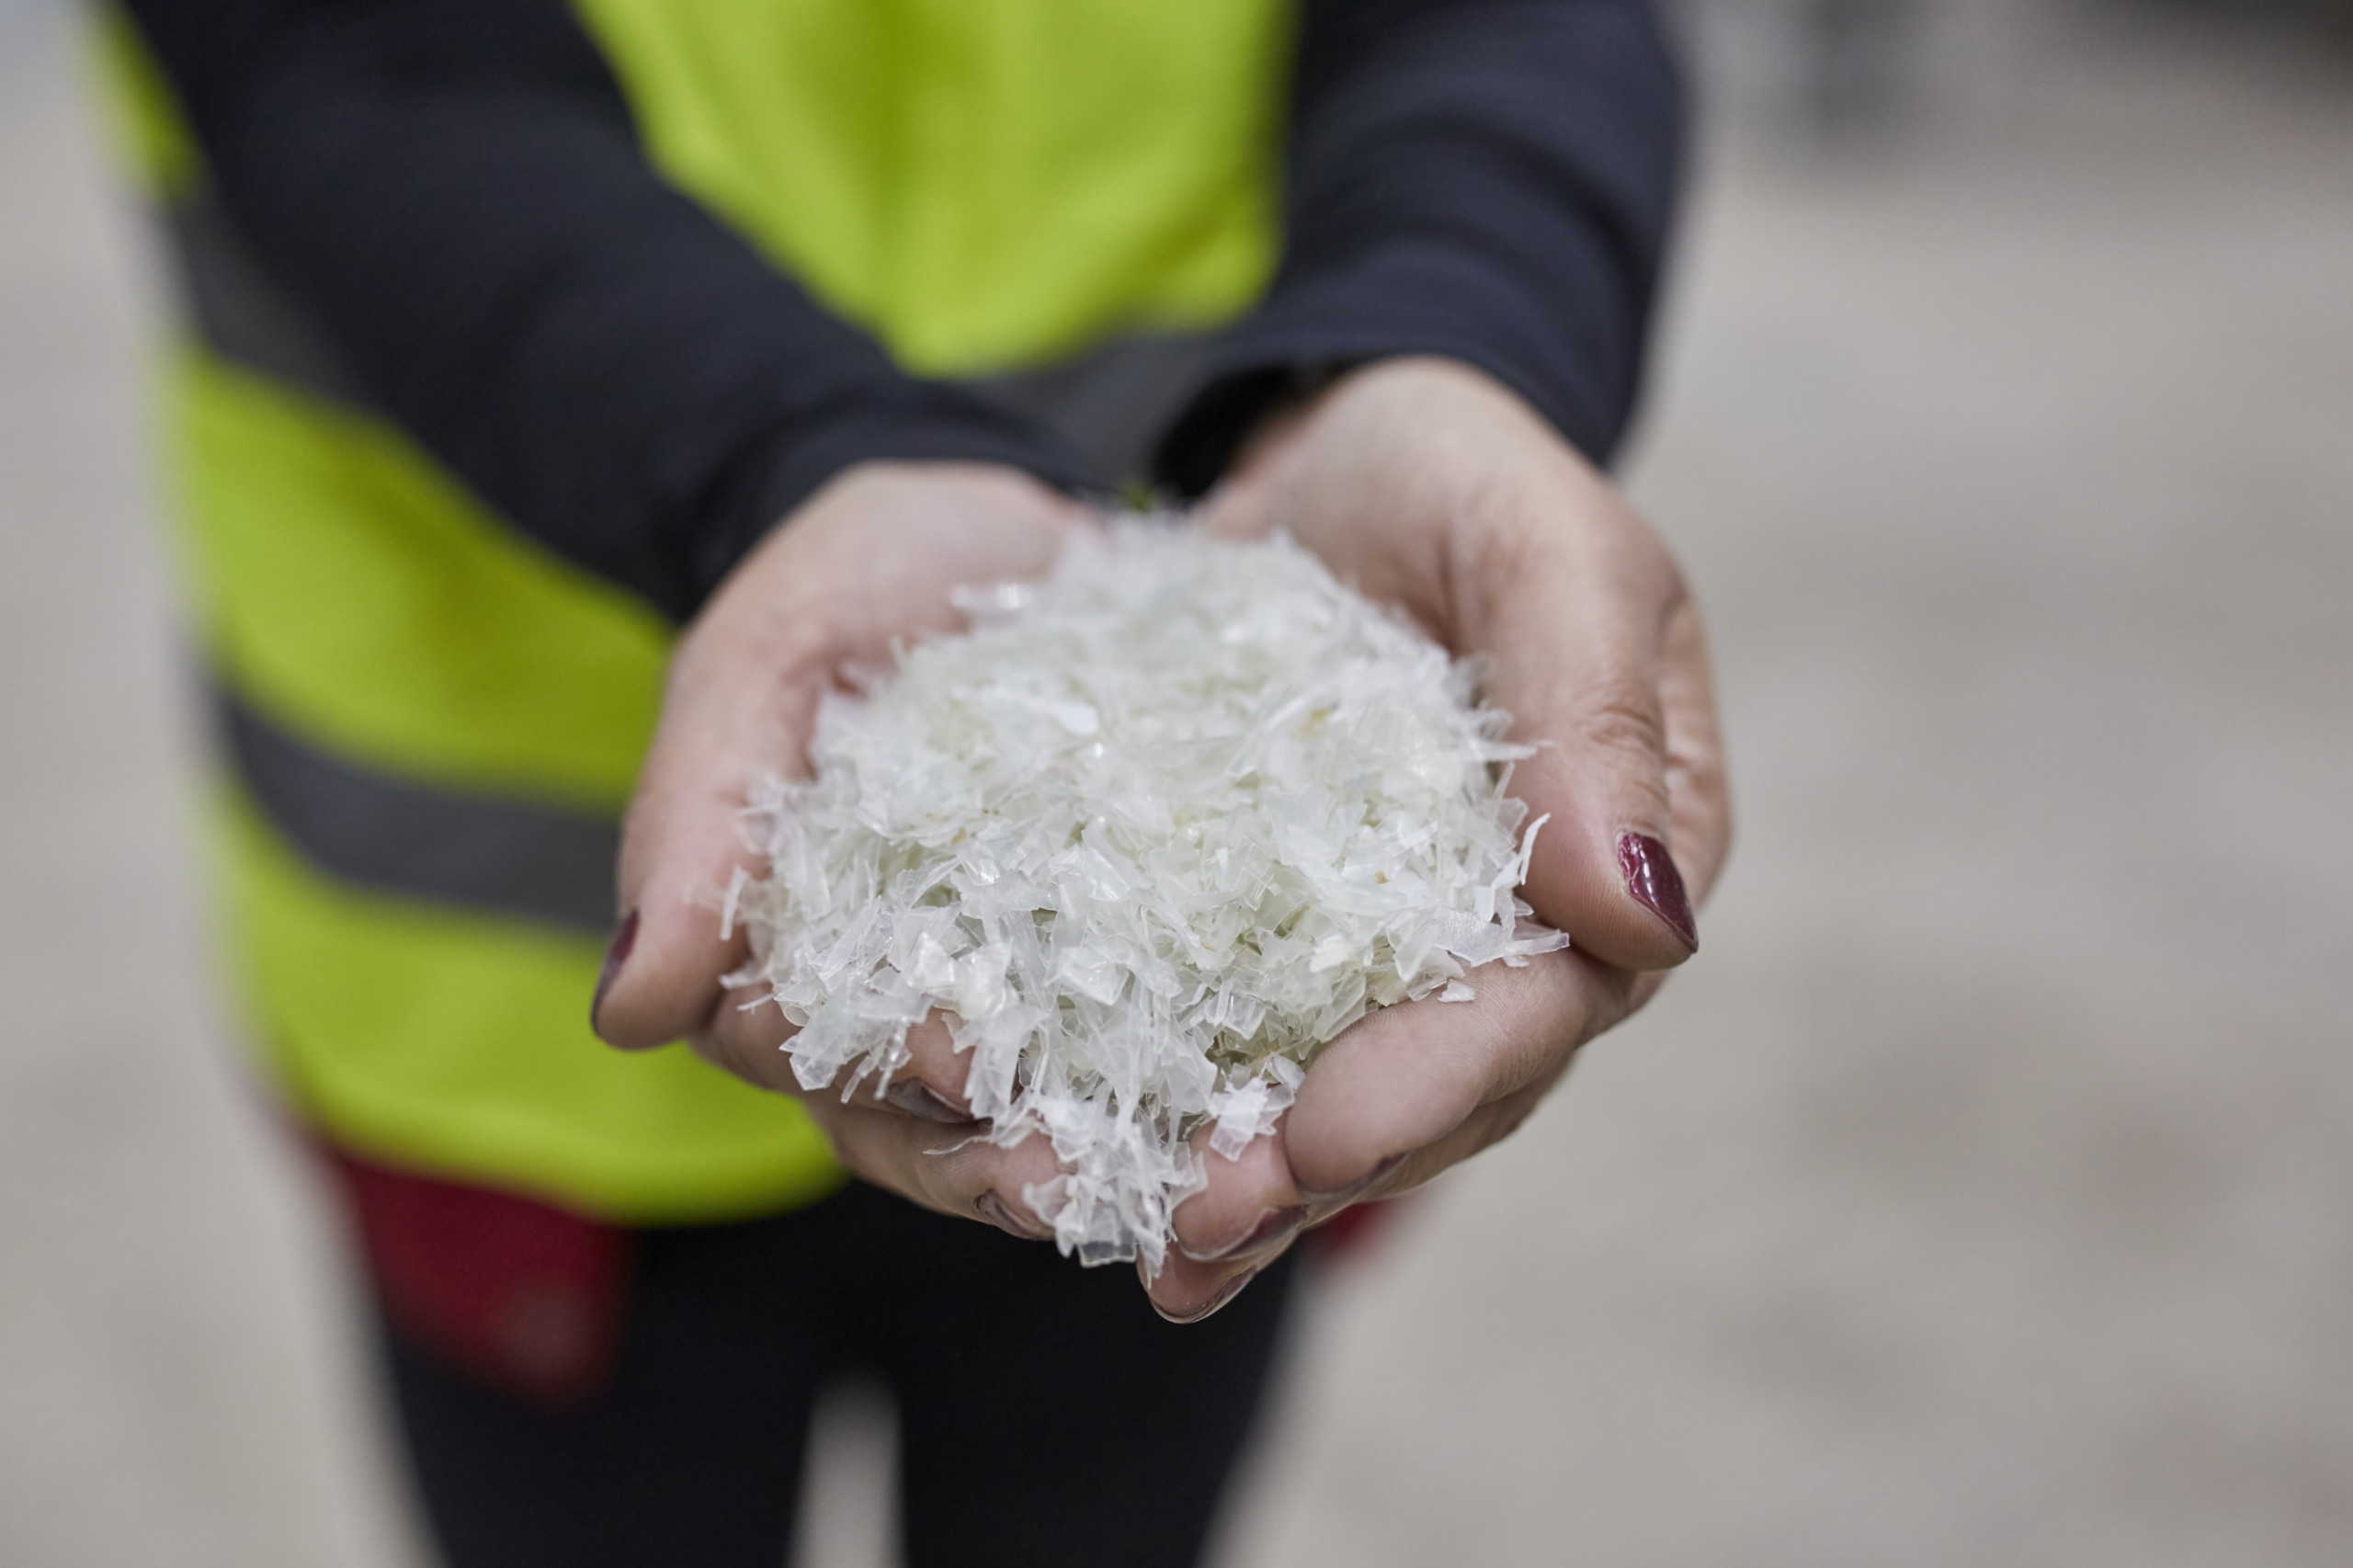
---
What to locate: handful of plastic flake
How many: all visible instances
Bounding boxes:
[727,520,1567,1275]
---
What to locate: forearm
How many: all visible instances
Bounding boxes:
[1156,0,1685,494]
[126,0,1086,621]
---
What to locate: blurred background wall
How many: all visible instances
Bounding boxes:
[3,2,2349,1564]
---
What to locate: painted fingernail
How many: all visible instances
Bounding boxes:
[885,1076,974,1124]
[1154,1267,1260,1325]
[590,909,638,1030]
[1298,1153,1404,1206]
[975,1190,1051,1241]
[1618,832,1698,952]
[1181,1204,1309,1264]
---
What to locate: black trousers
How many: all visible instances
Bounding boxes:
[376,1180,1299,1568]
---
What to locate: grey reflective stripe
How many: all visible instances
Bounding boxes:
[219,687,620,934]
[165,197,379,412]
[154,191,1219,486]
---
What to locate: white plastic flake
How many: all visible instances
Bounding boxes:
[731,521,1568,1275]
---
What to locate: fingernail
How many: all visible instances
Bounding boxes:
[885,1076,974,1124]
[1181,1204,1309,1264]
[1617,832,1698,952]
[1298,1153,1404,1206]
[590,909,638,1030]
[975,1190,1051,1242]
[1153,1267,1260,1326]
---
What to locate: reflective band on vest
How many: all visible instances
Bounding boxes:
[219,686,620,935]
[97,0,1290,1222]
[216,781,846,1223]
[165,195,379,416]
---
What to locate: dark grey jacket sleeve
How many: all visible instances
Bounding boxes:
[123,0,1092,623]
[126,0,1682,616]
[1156,0,1685,494]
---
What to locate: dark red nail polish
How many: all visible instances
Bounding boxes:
[1184,1204,1310,1264]
[590,909,638,1029]
[975,1191,1049,1241]
[1617,832,1698,952]
[885,1077,974,1124]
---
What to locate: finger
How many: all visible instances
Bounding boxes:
[688,982,803,1095]
[816,1101,1063,1238]
[593,631,823,1050]
[1243,1004,1594,1278]
[1279,948,1625,1199]
[1366,1074,1562,1201]
[595,465,1094,1051]
[1143,1232,1300,1324]
[699,991,989,1135]
[879,1011,983,1123]
[1170,1120,1310,1264]
[1152,1126,1316,1324]
[1193,470,1276,543]
[1469,465,1709,971]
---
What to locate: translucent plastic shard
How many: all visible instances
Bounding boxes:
[732,521,1568,1275]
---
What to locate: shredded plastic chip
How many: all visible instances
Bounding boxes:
[730,521,1568,1274]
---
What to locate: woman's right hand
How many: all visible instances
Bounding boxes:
[588,460,1096,1244]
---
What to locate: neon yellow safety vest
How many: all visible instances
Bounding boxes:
[95,0,1292,1223]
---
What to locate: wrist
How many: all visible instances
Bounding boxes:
[685,399,1091,621]
[688,458,1093,682]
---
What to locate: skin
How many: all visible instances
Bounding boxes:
[592,357,1732,1322]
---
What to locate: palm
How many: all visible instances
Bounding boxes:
[1146,358,1730,1319]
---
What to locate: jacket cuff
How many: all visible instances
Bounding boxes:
[674,389,1096,620]
[1153,240,1641,501]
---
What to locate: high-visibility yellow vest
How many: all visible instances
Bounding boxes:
[96,0,1291,1223]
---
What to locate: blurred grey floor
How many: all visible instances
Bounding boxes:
[5,6,2351,1567]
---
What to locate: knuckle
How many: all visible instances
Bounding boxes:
[1568,693,1673,821]
[915,1143,992,1215]
[1574,687,1667,759]
[1442,952,1594,1111]
[1629,531,1688,608]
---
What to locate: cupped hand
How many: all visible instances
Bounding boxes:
[1147,358,1732,1323]
[590,460,1096,1242]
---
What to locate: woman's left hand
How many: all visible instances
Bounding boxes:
[1147,357,1732,1323]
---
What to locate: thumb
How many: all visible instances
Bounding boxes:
[1477,479,1702,973]
[590,461,1097,1050]
[591,605,826,1050]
